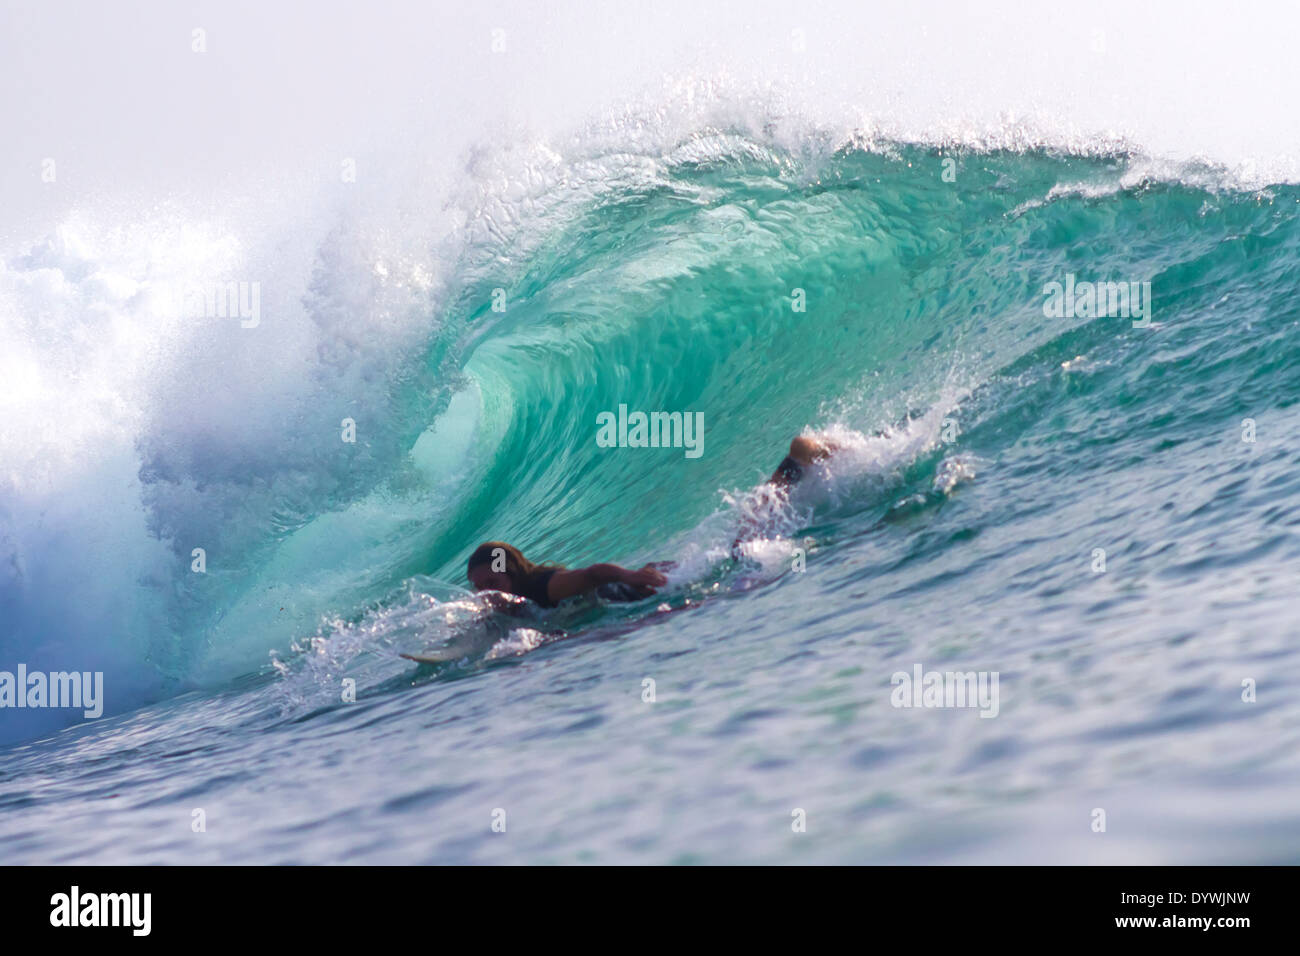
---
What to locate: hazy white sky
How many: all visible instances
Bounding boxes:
[2,0,1298,238]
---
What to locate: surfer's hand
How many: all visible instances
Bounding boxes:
[621,565,667,596]
[635,565,668,585]
[482,590,529,614]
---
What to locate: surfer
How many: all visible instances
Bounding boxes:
[466,542,666,609]
[466,434,838,607]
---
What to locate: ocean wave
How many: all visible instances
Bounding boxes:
[4,84,1298,744]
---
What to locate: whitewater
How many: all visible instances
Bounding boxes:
[3,4,1300,864]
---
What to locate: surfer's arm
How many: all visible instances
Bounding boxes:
[546,563,667,602]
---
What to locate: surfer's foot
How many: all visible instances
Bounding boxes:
[788,435,837,466]
[768,435,838,488]
[733,434,841,560]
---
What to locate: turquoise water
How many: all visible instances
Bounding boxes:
[4,129,1300,863]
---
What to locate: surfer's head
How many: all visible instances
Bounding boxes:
[467,541,542,595]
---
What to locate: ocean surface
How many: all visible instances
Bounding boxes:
[3,109,1300,863]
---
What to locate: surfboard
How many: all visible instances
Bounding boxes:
[400,650,462,665]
